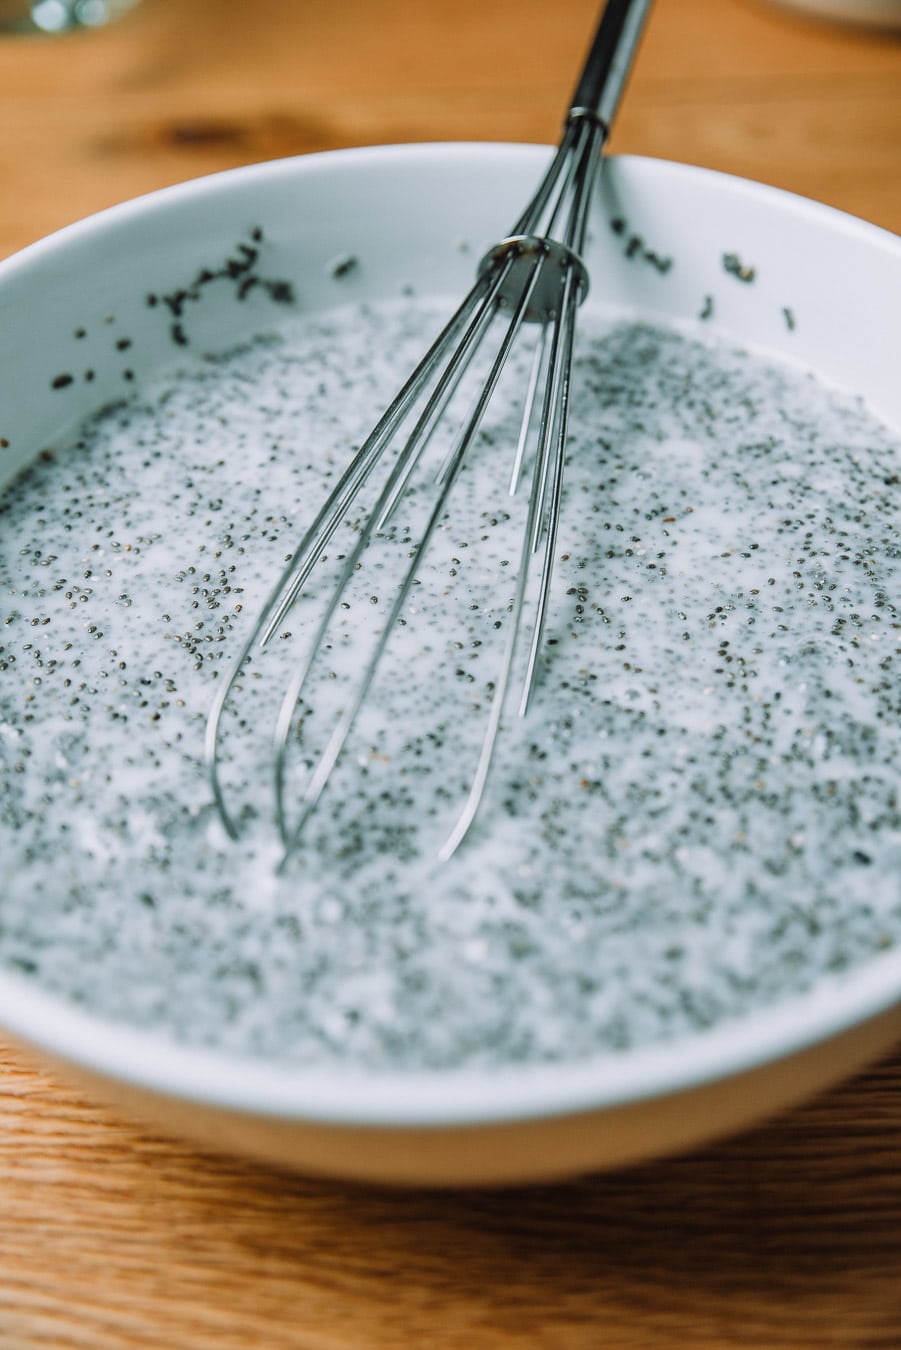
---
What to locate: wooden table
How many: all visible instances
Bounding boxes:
[1,1,900,1345]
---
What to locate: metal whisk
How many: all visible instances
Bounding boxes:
[207,0,653,864]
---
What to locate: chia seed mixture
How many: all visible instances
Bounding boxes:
[1,298,899,1069]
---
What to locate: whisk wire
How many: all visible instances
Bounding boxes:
[438,306,566,861]
[520,265,581,718]
[508,323,548,496]
[259,283,492,648]
[509,117,583,241]
[274,243,549,857]
[206,275,496,837]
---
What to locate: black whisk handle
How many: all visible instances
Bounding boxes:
[567,0,653,134]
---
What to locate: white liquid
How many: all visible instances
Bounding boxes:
[1,299,899,1068]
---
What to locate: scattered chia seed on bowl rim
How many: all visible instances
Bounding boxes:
[1,295,899,1071]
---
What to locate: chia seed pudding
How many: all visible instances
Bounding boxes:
[1,297,899,1070]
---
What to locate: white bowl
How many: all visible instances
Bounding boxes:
[1,145,900,1186]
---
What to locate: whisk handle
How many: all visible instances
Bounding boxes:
[568,0,653,133]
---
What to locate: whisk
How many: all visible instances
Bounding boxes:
[207,0,653,864]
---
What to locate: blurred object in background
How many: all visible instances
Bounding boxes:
[765,0,901,26]
[0,0,139,33]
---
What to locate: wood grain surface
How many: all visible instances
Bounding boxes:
[1,0,900,1346]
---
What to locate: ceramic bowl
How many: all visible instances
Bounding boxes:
[1,144,899,1185]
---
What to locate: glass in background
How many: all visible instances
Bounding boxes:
[0,0,140,33]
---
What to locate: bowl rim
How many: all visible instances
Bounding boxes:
[3,951,901,1125]
[3,140,899,274]
[2,141,900,1130]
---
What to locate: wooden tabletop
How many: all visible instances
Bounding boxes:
[1,1,900,1345]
